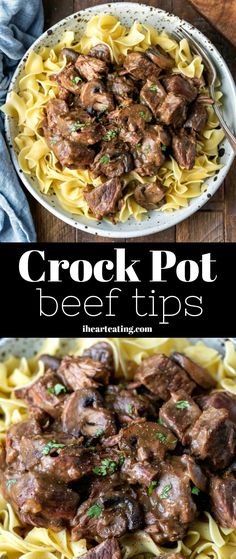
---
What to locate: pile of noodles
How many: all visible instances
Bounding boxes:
[1,14,224,222]
[0,337,236,559]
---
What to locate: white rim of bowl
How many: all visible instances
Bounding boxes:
[4,2,236,238]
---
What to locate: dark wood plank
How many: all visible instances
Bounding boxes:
[187,0,236,47]
[176,211,224,242]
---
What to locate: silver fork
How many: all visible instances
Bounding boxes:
[173,27,236,155]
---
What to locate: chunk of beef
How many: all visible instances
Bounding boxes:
[5,419,41,467]
[117,104,152,146]
[172,129,196,170]
[133,125,169,176]
[92,140,133,179]
[75,55,108,81]
[3,471,79,529]
[209,473,236,528]
[116,421,177,462]
[89,44,111,64]
[138,455,198,543]
[39,354,61,371]
[57,86,73,103]
[46,98,68,128]
[157,93,187,127]
[123,52,161,81]
[107,74,136,104]
[146,46,174,69]
[57,109,105,145]
[84,178,122,220]
[61,48,80,64]
[121,456,159,487]
[134,354,196,400]
[82,539,121,559]
[159,390,201,444]
[134,180,167,210]
[105,385,156,424]
[51,63,83,94]
[184,102,208,133]
[15,370,68,419]
[58,356,111,390]
[80,80,115,114]
[83,342,114,372]
[140,80,166,117]
[189,407,236,470]
[172,352,216,389]
[197,391,236,424]
[72,476,143,541]
[43,121,95,169]
[62,389,117,438]
[162,74,198,102]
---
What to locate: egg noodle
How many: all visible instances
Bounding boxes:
[1,14,225,222]
[0,337,236,559]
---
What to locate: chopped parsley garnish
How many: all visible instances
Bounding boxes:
[100,154,110,165]
[157,417,164,425]
[160,483,172,499]
[161,144,167,152]
[102,130,118,141]
[136,143,141,149]
[71,121,89,132]
[47,383,67,396]
[144,144,151,152]
[156,431,167,443]
[127,404,133,415]
[71,76,82,84]
[87,504,103,518]
[149,85,159,91]
[119,454,125,466]
[192,486,200,496]
[93,458,118,476]
[176,400,189,410]
[50,136,58,144]
[95,428,105,437]
[6,479,17,488]
[148,481,158,496]
[139,111,152,122]
[42,440,66,456]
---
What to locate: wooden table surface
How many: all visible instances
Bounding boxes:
[28,0,236,243]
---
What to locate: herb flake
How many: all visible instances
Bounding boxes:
[192,486,200,496]
[148,481,158,496]
[100,154,110,165]
[149,85,159,91]
[47,383,67,396]
[139,111,152,122]
[6,479,17,488]
[176,400,189,410]
[93,458,118,476]
[87,504,103,518]
[156,431,167,443]
[95,428,105,437]
[102,130,118,141]
[71,121,89,132]
[127,404,133,415]
[161,144,167,152]
[160,483,172,499]
[42,440,66,456]
[71,76,82,84]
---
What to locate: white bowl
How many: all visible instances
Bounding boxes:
[5,2,236,238]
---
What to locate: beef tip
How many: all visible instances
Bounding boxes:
[146,46,174,69]
[57,86,74,103]
[107,74,136,104]
[117,104,152,146]
[75,55,108,81]
[159,390,201,444]
[133,180,167,210]
[50,63,83,94]
[140,80,166,117]
[61,47,80,63]
[197,391,236,424]
[89,44,111,64]
[188,407,236,470]
[43,121,95,169]
[14,370,68,419]
[58,356,111,390]
[162,74,198,102]
[3,471,79,530]
[157,93,187,127]
[92,140,133,179]
[72,476,143,541]
[5,418,41,467]
[80,80,115,114]
[62,388,117,438]
[83,342,114,372]
[105,385,155,424]
[138,455,198,543]
[39,354,61,371]
[134,354,196,400]
[172,129,196,170]
[121,456,159,487]
[172,352,216,389]
[117,421,177,462]
[133,125,169,176]
[209,472,236,528]
[82,538,121,559]
[57,109,105,145]
[123,52,161,81]
[46,98,68,128]
[84,178,122,220]
[184,101,208,133]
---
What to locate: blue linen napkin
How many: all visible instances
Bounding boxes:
[0,0,44,242]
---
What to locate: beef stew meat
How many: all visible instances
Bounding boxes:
[42,41,209,219]
[2,346,236,555]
